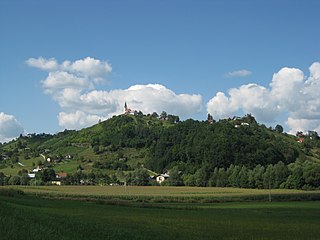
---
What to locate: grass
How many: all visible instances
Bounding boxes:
[52,160,84,174]
[0,188,319,240]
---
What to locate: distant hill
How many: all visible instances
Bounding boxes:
[0,113,319,189]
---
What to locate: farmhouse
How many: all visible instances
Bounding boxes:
[156,173,170,184]
[28,173,35,178]
[51,172,68,186]
[32,166,42,173]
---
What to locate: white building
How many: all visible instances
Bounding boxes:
[156,173,170,184]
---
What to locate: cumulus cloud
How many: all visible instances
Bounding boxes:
[226,69,252,78]
[58,111,103,130]
[42,71,92,94]
[27,57,202,130]
[57,84,202,129]
[208,62,320,133]
[26,57,112,91]
[0,112,24,143]
[26,57,58,71]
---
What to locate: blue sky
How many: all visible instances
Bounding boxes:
[1,0,320,142]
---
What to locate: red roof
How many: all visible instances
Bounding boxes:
[56,172,68,178]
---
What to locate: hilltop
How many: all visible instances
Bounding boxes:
[0,113,319,189]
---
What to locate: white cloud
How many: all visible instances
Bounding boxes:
[207,62,320,133]
[42,71,92,94]
[0,112,24,143]
[26,57,112,91]
[26,57,58,71]
[62,57,112,84]
[226,69,252,78]
[27,57,202,130]
[58,111,103,130]
[286,118,320,135]
[206,92,237,119]
[207,84,279,122]
[56,84,202,129]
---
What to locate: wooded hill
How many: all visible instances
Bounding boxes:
[0,113,319,189]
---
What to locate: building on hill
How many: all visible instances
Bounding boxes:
[124,102,134,115]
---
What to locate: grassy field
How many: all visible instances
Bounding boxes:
[0,189,319,240]
[5,185,320,196]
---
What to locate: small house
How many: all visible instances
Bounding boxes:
[156,173,170,184]
[56,172,68,179]
[51,180,62,186]
[28,173,35,178]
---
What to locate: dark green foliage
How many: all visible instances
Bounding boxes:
[0,172,5,186]
[8,175,20,185]
[167,167,183,186]
[39,168,56,182]
[127,168,150,186]
[147,117,299,173]
[275,124,284,133]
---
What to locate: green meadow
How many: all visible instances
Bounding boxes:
[1,187,320,240]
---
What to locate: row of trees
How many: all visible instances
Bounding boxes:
[167,160,320,190]
[0,168,56,186]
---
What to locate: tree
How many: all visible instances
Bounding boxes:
[8,175,21,185]
[209,167,219,187]
[130,168,150,186]
[194,166,210,187]
[273,161,289,188]
[284,162,304,189]
[238,166,248,188]
[0,172,5,186]
[20,173,30,185]
[247,169,255,188]
[275,124,284,133]
[303,162,320,188]
[151,112,159,118]
[228,165,240,187]
[40,168,56,182]
[216,168,227,187]
[160,111,167,120]
[263,164,274,189]
[252,165,265,189]
[167,167,183,186]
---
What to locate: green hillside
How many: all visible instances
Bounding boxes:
[0,113,319,189]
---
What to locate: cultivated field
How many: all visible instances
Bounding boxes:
[4,185,320,202]
[5,185,320,196]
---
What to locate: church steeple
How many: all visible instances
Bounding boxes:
[124,102,131,114]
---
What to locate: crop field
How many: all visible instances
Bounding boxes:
[0,188,319,240]
[4,185,320,202]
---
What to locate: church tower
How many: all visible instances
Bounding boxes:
[124,102,131,114]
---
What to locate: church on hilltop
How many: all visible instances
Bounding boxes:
[123,102,144,116]
[124,102,134,115]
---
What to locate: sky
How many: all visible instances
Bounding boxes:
[0,0,320,142]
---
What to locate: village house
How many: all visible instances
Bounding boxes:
[32,166,42,173]
[28,173,35,178]
[156,173,170,184]
[51,172,68,186]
